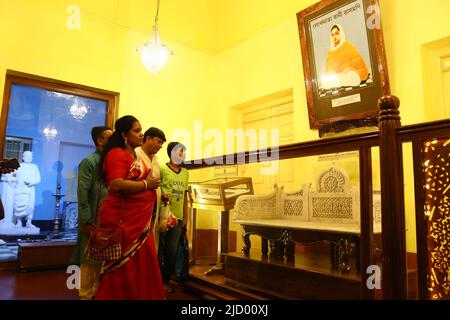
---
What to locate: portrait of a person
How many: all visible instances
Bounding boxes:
[320,24,369,90]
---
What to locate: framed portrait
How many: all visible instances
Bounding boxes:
[297,0,390,129]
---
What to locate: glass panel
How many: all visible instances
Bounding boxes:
[0,84,107,233]
[371,146,383,299]
[231,153,368,298]
[191,177,243,184]
[187,148,386,299]
[189,177,253,204]
[402,142,419,300]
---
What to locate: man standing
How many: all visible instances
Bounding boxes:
[73,126,112,300]
[135,127,166,250]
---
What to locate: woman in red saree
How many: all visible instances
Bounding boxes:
[94,115,165,300]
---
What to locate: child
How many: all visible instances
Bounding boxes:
[158,142,189,292]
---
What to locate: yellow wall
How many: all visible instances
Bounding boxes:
[113,0,218,54]
[216,0,317,54]
[0,0,219,162]
[380,0,450,124]
[0,0,125,98]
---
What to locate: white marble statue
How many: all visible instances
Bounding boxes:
[13,151,41,228]
[0,172,18,227]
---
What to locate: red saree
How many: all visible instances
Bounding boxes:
[94,148,165,300]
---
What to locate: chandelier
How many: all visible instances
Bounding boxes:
[136,0,171,76]
[69,101,89,120]
[43,125,58,139]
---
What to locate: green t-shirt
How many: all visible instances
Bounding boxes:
[160,163,189,220]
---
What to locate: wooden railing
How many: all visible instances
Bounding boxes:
[185,96,450,300]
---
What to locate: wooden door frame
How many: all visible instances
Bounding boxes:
[422,37,450,121]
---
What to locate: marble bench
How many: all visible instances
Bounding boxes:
[232,166,381,272]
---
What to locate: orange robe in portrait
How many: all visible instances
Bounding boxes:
[325,41,369,82]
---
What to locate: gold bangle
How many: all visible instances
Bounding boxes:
[142,180,148,190]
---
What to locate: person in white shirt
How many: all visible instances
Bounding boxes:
[135,127,167,250]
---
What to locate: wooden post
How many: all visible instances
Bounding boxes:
[378,95,407,299]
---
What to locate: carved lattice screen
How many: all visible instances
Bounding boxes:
[423,138,450,299]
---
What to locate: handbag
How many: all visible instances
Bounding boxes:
[84,223,123,261]
[158,205,178,232]
[84,182,123,261]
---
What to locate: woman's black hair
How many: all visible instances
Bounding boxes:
[331,24,340,33]
[100,115,139,176]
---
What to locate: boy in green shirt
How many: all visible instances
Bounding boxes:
[158,142,189,289]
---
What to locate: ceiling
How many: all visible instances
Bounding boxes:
[73,0,315,55]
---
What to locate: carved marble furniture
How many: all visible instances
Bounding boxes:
[233,166,381,272]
